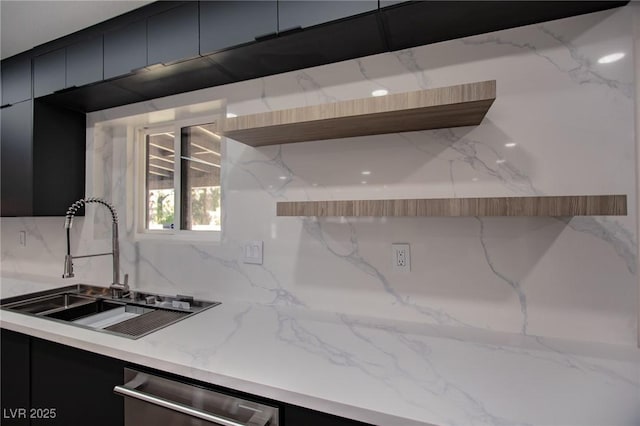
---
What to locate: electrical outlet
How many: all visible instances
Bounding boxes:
[392,243,410,272]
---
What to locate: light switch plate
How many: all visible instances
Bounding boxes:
[243,240,263,265]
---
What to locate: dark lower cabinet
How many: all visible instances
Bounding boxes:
[0,331,124,426]
[1,330,31,426]
[30,338,125,426]
[284,404,373,426]
[1,330,373,426]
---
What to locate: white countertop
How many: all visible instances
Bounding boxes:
[1,274,639,426]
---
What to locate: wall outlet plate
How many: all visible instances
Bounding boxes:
[392,243,410,272]
[243,240,263,265]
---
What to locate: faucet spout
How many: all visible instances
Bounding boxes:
[63,197,129,298]
[63,254,74,278]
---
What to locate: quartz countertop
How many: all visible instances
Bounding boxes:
[1,273,639,426]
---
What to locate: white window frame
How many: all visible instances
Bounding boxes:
[134,116,222,242]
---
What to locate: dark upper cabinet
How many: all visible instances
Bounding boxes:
[147,2,199,65]
[32,100,85,216]
[0,99,85,217]
[379,0,409,7]
[111,57,233,102]
[20,0,626,112]
[104,21,147,79]
[380,1,630,52]
[1,100,33,216]
[33,48,66,98]
[66,36,104,87]
[210,7,385,82]
[200,1,277,56]
[1,55,31,106]
[277,0,377,31]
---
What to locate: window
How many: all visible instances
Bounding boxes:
[139,119,221,236]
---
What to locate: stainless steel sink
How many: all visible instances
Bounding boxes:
[1,284,220,339]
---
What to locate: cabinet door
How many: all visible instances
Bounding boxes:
[147,2,199,65]
[104,21,147,79]
[200,1,277,55]
[66,36,103,87]
[33,48,66,97]
[278,0,377,32]
[30,337,125,426]
[0,100,33,217]
[0,329,31,426]
[1,55,31,106]
[380,0,409,7]
[32,100,85,216]
[285,404,373,425]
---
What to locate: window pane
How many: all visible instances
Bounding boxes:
[180,123,221,231]
[146,132,175,230]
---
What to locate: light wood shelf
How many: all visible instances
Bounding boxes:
[220,80,496,147]
[276,195,627,217]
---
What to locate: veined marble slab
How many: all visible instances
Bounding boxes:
[1,6,638,349]
[1,275,638,426]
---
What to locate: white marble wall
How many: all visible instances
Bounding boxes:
[2,6,637,346]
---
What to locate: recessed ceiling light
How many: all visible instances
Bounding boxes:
[472,177,479,182]
[279,176,287,180]
[371,89,388,97]
[504,142,517,148]
[226,112,237,118]
[598,52,625,64]
[496,159,506,164]
[361,181,368,184]
[361,170,371,175]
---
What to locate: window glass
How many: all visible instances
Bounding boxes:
[180,123,221,231]
[145,132,175,230]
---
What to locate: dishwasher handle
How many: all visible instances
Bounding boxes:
[114,384,271,426]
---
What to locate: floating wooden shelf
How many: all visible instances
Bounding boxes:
[220,80,496,147]
[276,195,627,217]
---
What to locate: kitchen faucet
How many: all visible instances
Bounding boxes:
[63,197,129,298]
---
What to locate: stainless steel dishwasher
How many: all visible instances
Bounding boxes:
[114,368,279,426]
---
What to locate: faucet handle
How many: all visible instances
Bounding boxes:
[110,274,130,299]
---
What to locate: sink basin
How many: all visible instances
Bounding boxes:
[1,284,220,339]
[45,298,124,321]
[5,293,96,315]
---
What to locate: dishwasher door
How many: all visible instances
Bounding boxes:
[114,368,279,426]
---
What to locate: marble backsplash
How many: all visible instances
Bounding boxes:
[2,6,638,346]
